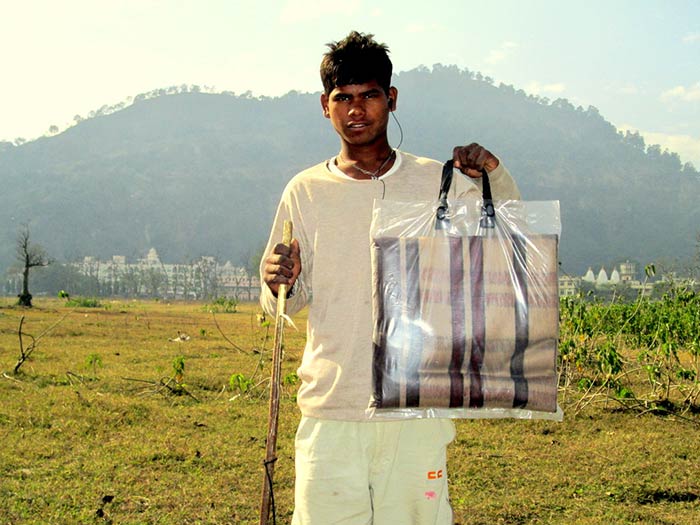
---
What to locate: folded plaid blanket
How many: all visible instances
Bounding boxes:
[371,231,559,415]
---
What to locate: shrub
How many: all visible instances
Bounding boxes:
[65,297,102,308]
[204,296,238,313]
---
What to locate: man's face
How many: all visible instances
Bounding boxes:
[320,80,397,148]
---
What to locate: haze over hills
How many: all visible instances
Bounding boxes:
[1,65,698,281]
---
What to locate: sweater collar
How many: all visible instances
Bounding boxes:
[327,150,403,181]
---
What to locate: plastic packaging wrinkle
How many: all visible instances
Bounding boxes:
[368,196,563,421]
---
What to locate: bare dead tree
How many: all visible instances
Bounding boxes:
[16,224,53,307]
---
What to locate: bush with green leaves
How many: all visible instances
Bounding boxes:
[204,296,239,313]
[229,373,254,395]
[85,353,103,377]
[64,297,103,308]
[559,278,700,414]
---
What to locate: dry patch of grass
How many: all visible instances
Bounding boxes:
[1,298,303,524]
[449,415,698,524]
[1,297,698,524]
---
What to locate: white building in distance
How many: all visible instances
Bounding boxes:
[74,247,260,300]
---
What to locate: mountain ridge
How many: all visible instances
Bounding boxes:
[1,65,698,280]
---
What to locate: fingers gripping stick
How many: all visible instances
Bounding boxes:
[277,221,294,309]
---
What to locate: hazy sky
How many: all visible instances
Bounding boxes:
[2,0,699,166]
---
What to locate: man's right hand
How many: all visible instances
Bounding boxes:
[263,239,301,297]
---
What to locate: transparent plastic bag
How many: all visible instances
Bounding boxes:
[368,166,563,421]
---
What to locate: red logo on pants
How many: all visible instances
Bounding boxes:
[427,470,443,480]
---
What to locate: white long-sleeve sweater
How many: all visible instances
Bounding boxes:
[260,151,521,420]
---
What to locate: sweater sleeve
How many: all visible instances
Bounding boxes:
[471,158,521,200]
[259,184,310,318]
[453,157,521,201]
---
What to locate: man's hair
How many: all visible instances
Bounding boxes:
[320,31,392,96]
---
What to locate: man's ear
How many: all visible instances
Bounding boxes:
[388,86,398,112]
[320,93,330,118]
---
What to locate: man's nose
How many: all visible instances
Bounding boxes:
[348,99,365,116]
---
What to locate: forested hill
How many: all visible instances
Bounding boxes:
[1,65,698,277]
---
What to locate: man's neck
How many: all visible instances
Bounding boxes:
[337,141,396,180]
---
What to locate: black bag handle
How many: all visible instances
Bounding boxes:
[436,160,495,228]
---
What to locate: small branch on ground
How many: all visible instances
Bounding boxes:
[2,372,24,383]
[14,310,72,374]
[66,371,87,386]
[211,312,250,354]
[122,376,200,402]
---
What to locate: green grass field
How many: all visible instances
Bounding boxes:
[0,298,698,524]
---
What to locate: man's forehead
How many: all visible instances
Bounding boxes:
[331,81,384,95]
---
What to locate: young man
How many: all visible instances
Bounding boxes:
[261,31,520,524]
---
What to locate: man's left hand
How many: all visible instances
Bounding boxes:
[453,143,499,178]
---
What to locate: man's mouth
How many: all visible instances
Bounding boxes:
[348,122,369,129]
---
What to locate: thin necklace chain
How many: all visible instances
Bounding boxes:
[339,149,396,179]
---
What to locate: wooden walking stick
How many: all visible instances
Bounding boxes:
[260,220,293,525]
